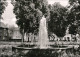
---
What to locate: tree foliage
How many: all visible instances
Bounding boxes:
[68,0,80,34]
[48,2,68,37]
[0,0,7,19]
[69,0,80,5]
[13,0,49,34]
[48,0,80,36]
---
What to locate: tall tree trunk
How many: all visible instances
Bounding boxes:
[21,29,24,45]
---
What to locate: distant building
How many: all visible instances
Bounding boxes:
[63,34,79,41]
[76,34,80,42]
[49,33,60,41]
[11,27,22,41]
[24,33,38,42]
[63,34,72,41]
[24,33,32,42]
[0,22,9,41]
[9,27,38,42]
[8,29,13,39]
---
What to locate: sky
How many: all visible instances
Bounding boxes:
[2,0,69,27]
[2,1,17,27]
[47,0,69,6]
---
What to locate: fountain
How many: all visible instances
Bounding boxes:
[12,16,70,50]
[38,16,49,49]
[12,16,49,49]
[12,16,73,57]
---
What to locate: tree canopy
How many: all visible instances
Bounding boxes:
[68,0,80,34]
[13,0,49,34]
[48,2,68,37]
[48,0,80,36]
[13,0,80,37]
[0,0,7,19]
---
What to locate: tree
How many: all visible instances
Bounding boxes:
[12,0,50,42]
[48,2,68,37]
[69,0,80,5]
[69,24,78,34]
[0,0,7,19]
[13,0,49,34]
[68,0,80,34]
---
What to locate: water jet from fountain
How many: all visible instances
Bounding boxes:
[38,16,49,49]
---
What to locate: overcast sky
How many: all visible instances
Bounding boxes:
[47,0,69,6]
[2,0,69,27]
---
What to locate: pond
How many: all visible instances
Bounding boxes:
[11,45,80,57]
[0,44,80,57]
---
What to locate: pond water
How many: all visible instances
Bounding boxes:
[0,45,80,57]
[12,48,80,57]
